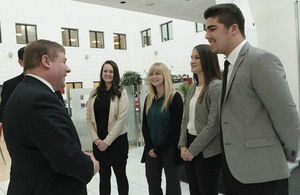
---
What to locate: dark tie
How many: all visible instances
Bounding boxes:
[220,60,230,153]
[54,91,65,107]
[221,60,230,108]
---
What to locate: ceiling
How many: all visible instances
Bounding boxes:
[71,0,216,23]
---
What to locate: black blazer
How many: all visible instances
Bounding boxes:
[0,73,24,122]
[3,76,94,195]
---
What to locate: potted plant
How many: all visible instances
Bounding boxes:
[121,71,142,91]
[178,82,190,107]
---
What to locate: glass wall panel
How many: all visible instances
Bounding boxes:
[168,22,173,40]
[61,29,70,46]
[16,24,26,44]
[89,31,96,48]
[70,29,79,47]
[27,25,37,42]
[97,32,104,48]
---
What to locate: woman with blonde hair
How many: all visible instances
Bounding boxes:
[141,62,183,195]
[86,60,129,195]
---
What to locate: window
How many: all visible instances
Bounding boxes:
[15,23,37,44]
[89,31,104,48]
[161,21,173,42]
[66,82,82,89]
[196,23,205,32]
[93,81,100,88]
[141,29,151,47]
[61,28,79,47]
[113,33,126,50]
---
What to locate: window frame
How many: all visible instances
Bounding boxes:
[61,27,79,47]
[196,23,205,33]
[89,30,105,49]
[141,28,152,47]
[113,33,127,50]
[160,21,173,42]
[0,23,2,43]
[15,23,37,44]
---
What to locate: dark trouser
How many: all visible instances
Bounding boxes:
[185,133,222,195]
[145,154,181,195]
[222,154,288,195]
[99,160,129,195]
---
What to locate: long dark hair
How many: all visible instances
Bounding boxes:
[94,60,122,100]
[193,44,221,103]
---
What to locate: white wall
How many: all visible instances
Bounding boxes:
[0,0,209,89]
[1,0,299,111]
[246,0,300,108]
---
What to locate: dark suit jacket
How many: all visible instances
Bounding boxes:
[0,73,24,122]
[3,76,94,195]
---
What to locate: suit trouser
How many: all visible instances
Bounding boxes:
[145,154,181,195]
[222,154,288,195]
[99,160,129,195]
[185,133,222,195]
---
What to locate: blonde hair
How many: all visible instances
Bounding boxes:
[146,62,176,113]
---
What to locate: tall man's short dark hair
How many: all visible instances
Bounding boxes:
[18,46,26,61]
[204,3,245,38]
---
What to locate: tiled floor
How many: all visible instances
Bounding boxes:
[0,146,193,195]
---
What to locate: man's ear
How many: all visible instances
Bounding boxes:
[18,59,24,67]
[41,55,50,68]
[231,24,240,35]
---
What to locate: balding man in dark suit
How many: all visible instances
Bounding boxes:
[3,39,99,195]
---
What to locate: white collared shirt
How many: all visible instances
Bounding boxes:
[226,40,247,85]
[27,73,55,92]
[187,85,203,136]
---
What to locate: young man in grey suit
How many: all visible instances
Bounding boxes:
[3,39,99,195]
[204,3,300,195]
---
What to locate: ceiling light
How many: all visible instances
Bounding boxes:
[146,3,155,6]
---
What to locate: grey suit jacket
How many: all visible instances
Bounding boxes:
[221,42,300,184]
[178,80,222,158]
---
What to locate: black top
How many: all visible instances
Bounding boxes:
[94,90,111,140]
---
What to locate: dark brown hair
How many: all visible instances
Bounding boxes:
[193,44,221,103]
[94,60,122,100]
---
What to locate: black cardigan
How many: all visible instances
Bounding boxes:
[141,92,183,164]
